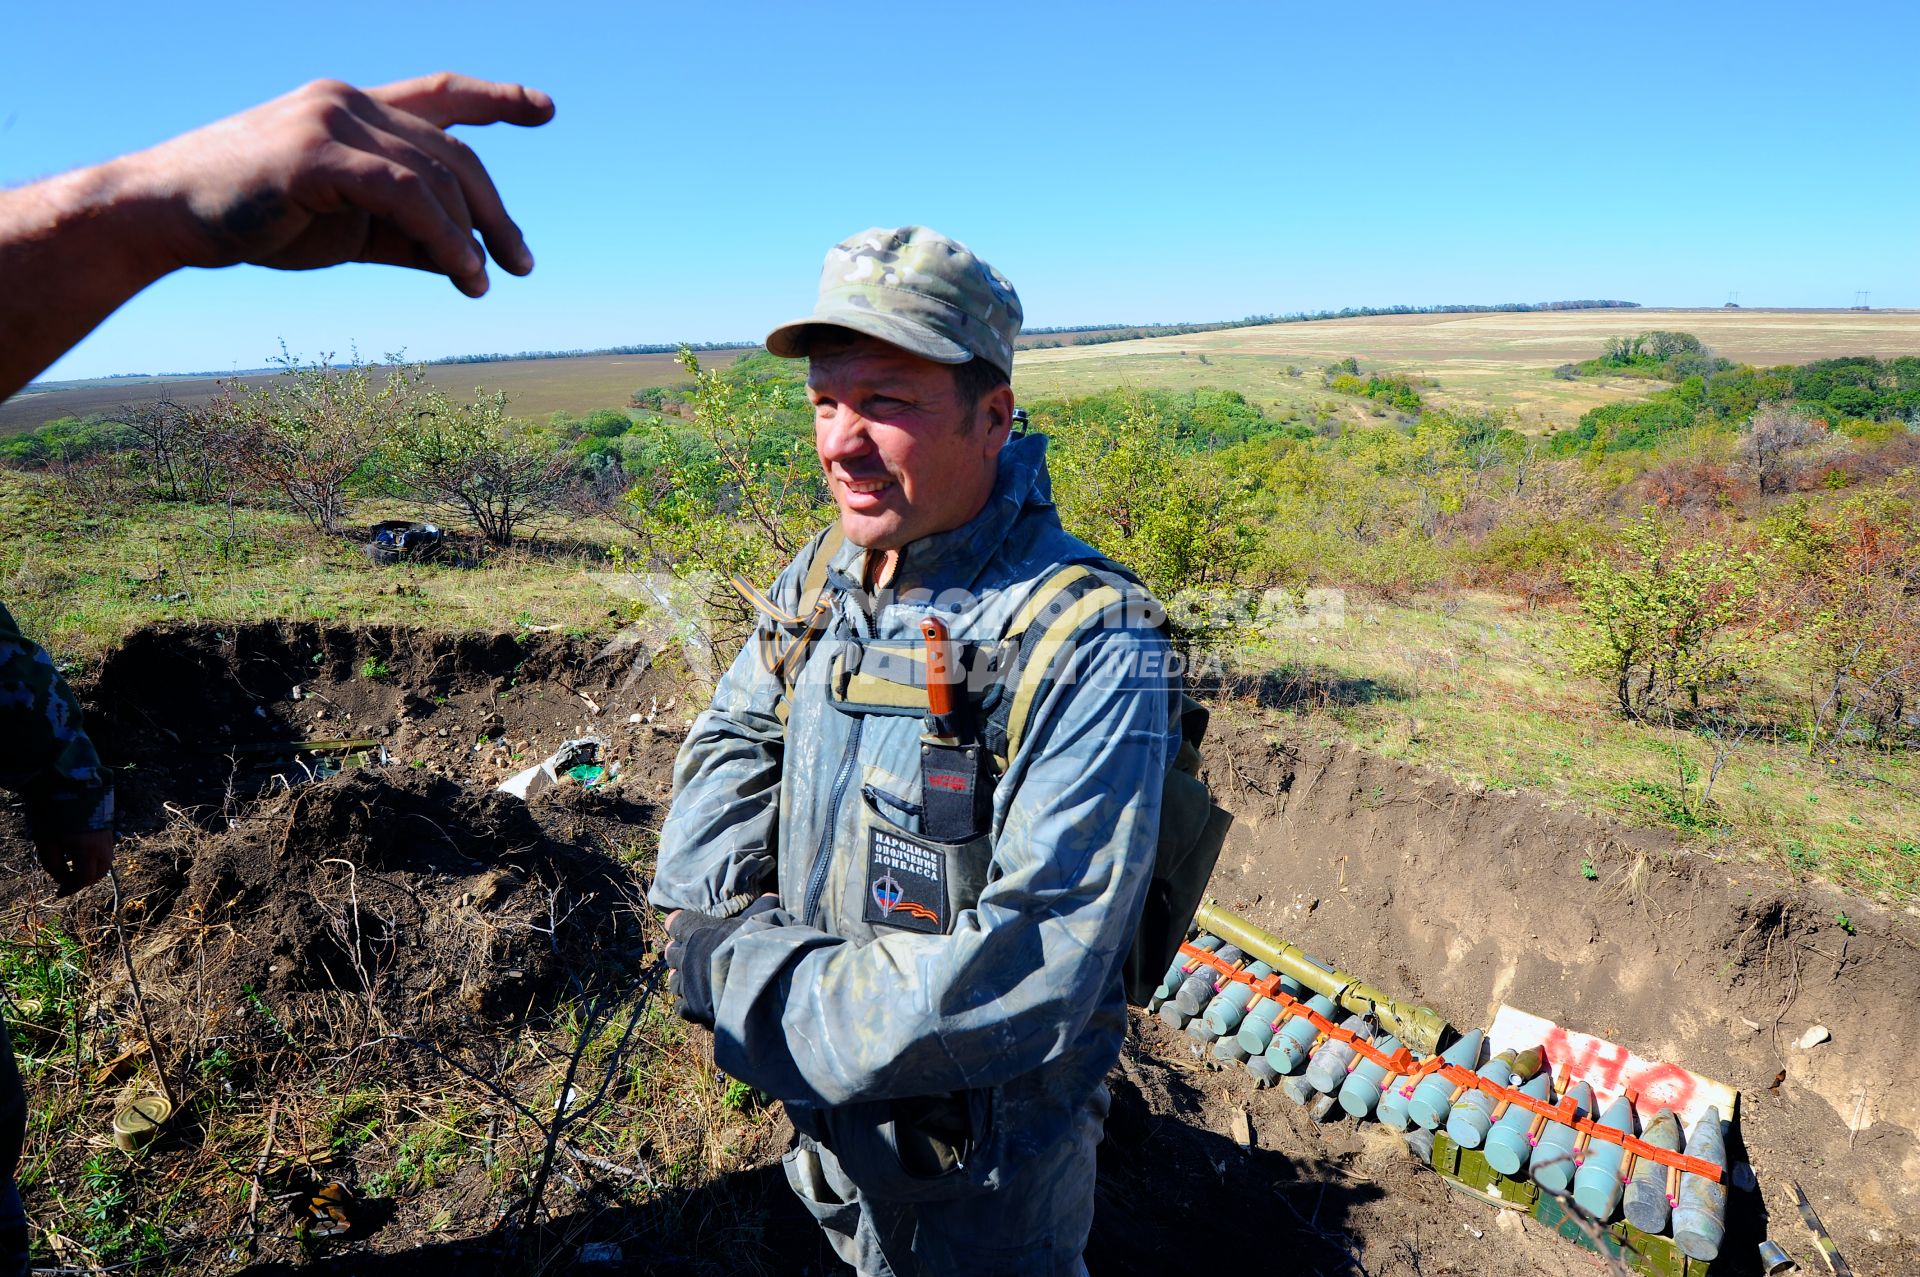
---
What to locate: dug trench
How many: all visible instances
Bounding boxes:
[0,621,1910,1276]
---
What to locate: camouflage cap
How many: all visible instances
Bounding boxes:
[766,226,1023,378]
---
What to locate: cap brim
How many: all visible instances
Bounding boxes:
[765,308,973,365]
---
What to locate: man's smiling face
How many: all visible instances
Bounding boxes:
[807,333,1012,552]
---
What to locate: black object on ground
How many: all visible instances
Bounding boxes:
[367,520,443,565]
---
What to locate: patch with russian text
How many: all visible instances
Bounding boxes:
[864,825,948,934]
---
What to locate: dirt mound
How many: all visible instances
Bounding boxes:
[19,622,688,1063]
[83,770,635,1066]
[86,620,687,829]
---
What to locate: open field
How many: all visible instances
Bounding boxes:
[1232,592,1920,902]
[1,348,751,435]
[1013,307,1920,428]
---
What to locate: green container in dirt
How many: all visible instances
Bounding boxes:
[1407,1029,1484,1131]
[1529,1081,1595,1194]
[1484,1073,1553,1175]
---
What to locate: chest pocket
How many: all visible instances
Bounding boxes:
[850,787,995,941]
[815,715,994,944]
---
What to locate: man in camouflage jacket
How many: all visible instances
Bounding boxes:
[0,605,114,869]
[650,227,1180,1276]
[0,603,115,1275]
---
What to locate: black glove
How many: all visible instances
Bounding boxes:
[663,895,781,1027]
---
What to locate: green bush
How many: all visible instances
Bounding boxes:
[620,349,829,634]
[1042,390,1252,648]
[1564,512,1768,721]
[0,415,139,467]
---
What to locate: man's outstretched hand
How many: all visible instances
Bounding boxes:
[131,73,555,297]
[0,72,555,401]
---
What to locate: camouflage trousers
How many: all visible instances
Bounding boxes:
[780,1085,1104,1277]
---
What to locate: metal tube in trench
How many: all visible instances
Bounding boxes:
[1193,902,1451,1054]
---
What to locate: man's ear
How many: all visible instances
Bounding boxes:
[980,385,1015,450]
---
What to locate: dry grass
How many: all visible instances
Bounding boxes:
[1227,590,1920,903]
[3,791,774,1274]
[1012,308,1920,430]
[0,472,637,662]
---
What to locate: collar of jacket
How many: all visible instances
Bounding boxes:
[830,431,1056,597]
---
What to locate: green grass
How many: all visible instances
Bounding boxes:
[1231,590,1920,902]
[0,927,88,1073]
[0,472,631,661]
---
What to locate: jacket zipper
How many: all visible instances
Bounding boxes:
[799,570,877,929]
[802,717,862,928]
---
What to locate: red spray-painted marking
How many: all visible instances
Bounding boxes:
[1543,1026,1697,1123]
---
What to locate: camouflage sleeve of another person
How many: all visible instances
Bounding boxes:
[0,602,113,836]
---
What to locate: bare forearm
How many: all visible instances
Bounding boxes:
[0,73,553,403]
[0,158,184,400]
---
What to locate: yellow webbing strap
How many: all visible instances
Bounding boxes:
[1003,579,1127,762]
[838,670,930,711]
[727,524,847,691]
[800,524,847,611]
[729,574,802,626]
[1007,564,1094,638]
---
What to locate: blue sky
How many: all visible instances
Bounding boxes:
[5,1,1917,380]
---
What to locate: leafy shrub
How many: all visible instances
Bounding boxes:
[1767,495,1920,749]
[1549,398,1699,457]
[1043,391,1251,645]
[0,415,139,468]
[1739,404,1826,493]
[392,389,575,546]
[1638,458,1746,515]
[620,349,828,636]
[209,354,427,534]
[1564,512,1768,721]
[1463,514,1593,603]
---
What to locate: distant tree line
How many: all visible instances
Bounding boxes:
[1021,300,1639,350]
[425,341,754,366]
